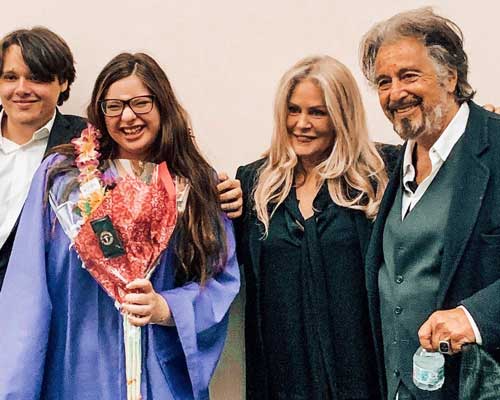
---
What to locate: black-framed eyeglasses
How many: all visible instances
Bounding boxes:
[100,95,155,117]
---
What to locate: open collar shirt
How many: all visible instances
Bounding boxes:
[0,110,55,249]
[398,102,481,344]
[401,102,470,218]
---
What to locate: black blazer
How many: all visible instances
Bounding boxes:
[0,110,86,288]
[365,102,500,399]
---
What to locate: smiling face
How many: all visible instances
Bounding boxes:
[0,45,68,135]
[374,37,458,142]
[103,74,161,160]
[286,78,335,166]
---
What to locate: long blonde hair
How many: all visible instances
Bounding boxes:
[254,55,387,235]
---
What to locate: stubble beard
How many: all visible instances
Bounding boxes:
[392,102,445,142]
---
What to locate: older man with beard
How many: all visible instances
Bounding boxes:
[361,8,500,400]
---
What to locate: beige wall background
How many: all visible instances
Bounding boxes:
[3,1,499,398]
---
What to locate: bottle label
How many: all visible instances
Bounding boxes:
[413,363,444,385]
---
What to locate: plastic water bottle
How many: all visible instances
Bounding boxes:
[412,346,445,391]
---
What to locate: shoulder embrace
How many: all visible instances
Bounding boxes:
[236,158,267,190]
[42,153,69,170]
[471,103,500,150]
[485,109,500,132]
[57,112,87,131]
[374,142,402,175]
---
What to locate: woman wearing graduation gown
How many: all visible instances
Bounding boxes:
[235,55,395,399]
[0,53,240,399]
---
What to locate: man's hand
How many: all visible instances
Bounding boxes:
[418,308,476,354]
[217,172,243,219]
[483,104,500,114]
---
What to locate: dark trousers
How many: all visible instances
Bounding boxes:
[396,383,416,400]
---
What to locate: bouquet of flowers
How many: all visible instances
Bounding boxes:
[49,124,189,399]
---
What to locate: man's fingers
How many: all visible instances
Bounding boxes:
[419,336,433,351]
[218,179,241,195]
[217,176,243,219]
[483,104,500,114]
[217,180,230,193]
[418,308,476,354]
[217,173,236,193]
[431,321,450,351]
[217,171,229,182]
[418,313,448,352]
[226,209,243,219]
[221,201,242,212]
[451,338,464,353]
[220,194,243,210]
[418,319,434,351]
[219,187,243,203]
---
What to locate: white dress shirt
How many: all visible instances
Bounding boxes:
[0,110,55,249]
[400,102,482,344]
[401,103,470,218]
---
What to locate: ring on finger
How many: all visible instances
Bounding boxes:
[438,339,453,355]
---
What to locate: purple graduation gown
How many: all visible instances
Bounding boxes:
[0,155,240,400]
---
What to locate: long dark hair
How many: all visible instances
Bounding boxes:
[51,53,226,284]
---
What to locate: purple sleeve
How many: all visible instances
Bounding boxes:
[0,155,60,399]
[158,216,240,399]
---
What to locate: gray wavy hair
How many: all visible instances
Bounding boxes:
[359,7,475,103]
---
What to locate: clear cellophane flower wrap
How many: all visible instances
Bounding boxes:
[49,124,191,400]
[73,163,177,303]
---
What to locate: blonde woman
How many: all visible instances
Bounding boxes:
[235,55,397,400]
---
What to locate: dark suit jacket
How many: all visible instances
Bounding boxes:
[365,102,500,399]
[0,110,86,288]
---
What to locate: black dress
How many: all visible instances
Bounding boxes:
[236,159,385,400]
